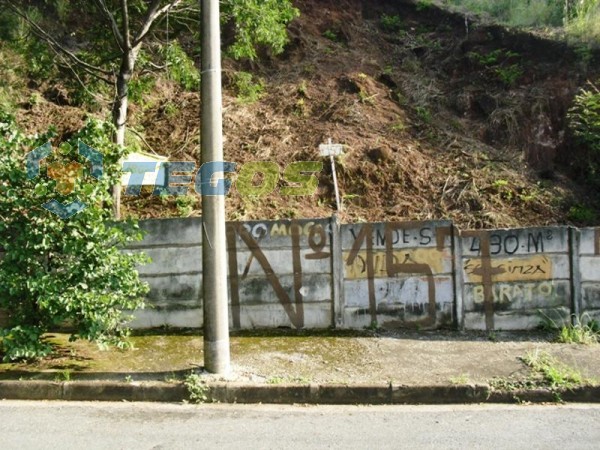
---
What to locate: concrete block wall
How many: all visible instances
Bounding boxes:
[226,219,333,329]
[339,221,454,329]
[116,219,600,331]
[128,218,334,330]
[127,218,204,328]
[458,227,572,331]
[578,228,600,323]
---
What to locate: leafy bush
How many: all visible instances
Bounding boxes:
[568,80,600,184]
[416,0,434,12]
[569,81,600,150]
[222,0,300,60]
[0,114,148,361]
[164,42,200,92]
[567,204,597,223]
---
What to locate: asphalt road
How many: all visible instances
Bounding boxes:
[0,401,598,449]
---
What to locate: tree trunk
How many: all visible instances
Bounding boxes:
[111,49,139,219]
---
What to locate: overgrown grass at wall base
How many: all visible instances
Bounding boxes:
[0,114,149,362]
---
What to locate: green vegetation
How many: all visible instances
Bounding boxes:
[538,311,600,344]
[415,105,433,123]
[449,373,470,384]
[445,0,600,46]
[0,115,148,362]
[380,14,404,32]
[163,42,200,92]
[416,0,434,12]
[322,29,340,42]
[491,349,589,397]
[558,321,599,344]
[468,49,522,86]
[567,204,597,223]
[233,71,265,104]
[55,369,72,382]
[184,372,209,403]
[468,49,515,66]
[494,64,523,87]
[569,81,600,151]
[522,350,585,388]
[266,375,311,384]
[175,194,197,217]
[568,81,600,182]
[222,0,300,60]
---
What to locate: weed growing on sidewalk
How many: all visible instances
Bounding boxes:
[184,373,209,404]
[558,322,599,345]
[266,375,311,385]
[54,369,72,382]
[489,350,591,400]
[449,374,470,385]
[521,350,585,389]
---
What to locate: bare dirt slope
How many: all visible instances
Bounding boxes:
[15,0,600,228]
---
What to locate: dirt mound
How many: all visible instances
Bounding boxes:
[12,0,600,228]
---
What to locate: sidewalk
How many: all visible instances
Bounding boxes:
[0,330,598,404]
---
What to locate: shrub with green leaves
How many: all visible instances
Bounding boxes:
[568,80,600,183]
[223,0,300,60]
[164,42,200,92]
[0,113,148,362]
[569,81,600,152]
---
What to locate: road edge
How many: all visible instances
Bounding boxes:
[0,380,599,404]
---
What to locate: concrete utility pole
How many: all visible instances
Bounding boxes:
[200,0,230,374]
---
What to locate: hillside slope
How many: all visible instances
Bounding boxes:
[12,0,600,228]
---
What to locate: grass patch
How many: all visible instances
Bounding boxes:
[539,311,600,344]
[449,374,470,385]
[521,350,585,389]
[266,375,311,384]
[444,0,600,48]
[490,349,593,396]
[557,322,599,345]
[233,71,265,104]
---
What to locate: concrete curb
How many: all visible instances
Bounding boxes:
[0,380,598,404]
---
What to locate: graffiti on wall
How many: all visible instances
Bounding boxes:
[344,222,453,327]
[226,220,331,329]
[462,229,559,330]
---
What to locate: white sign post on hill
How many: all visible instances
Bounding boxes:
[319,138,344,212]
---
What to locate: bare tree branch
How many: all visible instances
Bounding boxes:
[4,0,113,80]
[133,0,183,47]
[55,52,112,106]
[45,37,115,85]
[94,0,125,52]
[120,0,132,50]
